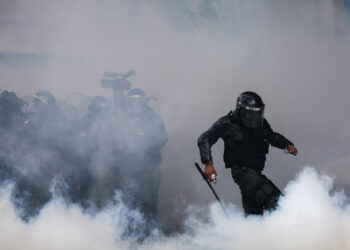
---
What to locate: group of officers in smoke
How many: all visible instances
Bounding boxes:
[0,87,167,237]
[0,81,299,239]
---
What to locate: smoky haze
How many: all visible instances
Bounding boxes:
[0,0,350,242]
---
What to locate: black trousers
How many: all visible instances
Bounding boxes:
[230,165,281,215]
[116,155,162,238]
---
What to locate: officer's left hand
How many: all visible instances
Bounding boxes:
[287,145,298,156]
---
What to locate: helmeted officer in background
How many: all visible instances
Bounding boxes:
[0,90,26,183]
[83,96,120,210]
[198,91,298,215]
[30,90,57,114]
[116,88,168,237]
[25,90,61,132]
[0,90,26,132]
[82,96,112,129]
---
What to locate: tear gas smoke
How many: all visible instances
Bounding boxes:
[0,0,350,245]
[0,167,349,250]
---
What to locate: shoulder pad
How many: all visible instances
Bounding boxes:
[227,110,239,123]
[214,114,234,129]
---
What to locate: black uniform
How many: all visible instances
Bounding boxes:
[198,110,293,214]
[109,88,168,237]
[116,106,168,236]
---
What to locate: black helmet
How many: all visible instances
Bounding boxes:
[236,91,265,128]
[33,90,56,106]
[0,90,25,128]
[127,89,149,114]
[29,90,57,116]
[127,88,147,98]
[88,96,110,113]
[0,90,25,108]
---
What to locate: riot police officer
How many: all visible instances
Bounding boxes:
[198,91,298,215]
[0,90,26,132]
[117,88,168,237]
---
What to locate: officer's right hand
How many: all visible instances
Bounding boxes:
[287,145,298,156]
[204,162,217,183]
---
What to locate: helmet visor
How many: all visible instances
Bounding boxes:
[239,107,264,128]
[127,95,148,114]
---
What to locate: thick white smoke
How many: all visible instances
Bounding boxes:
[0,167,349,250]
[1,0,350,247]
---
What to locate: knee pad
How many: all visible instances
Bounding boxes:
[254,180,281,210]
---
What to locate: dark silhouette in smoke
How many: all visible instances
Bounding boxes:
[198,91,297,215]
[0,76,168,239]
[0,0,349,239]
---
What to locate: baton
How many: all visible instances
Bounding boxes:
[195,162,229,219]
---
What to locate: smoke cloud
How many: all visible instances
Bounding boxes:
[0,167,349,249]
[0,0,350,245]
